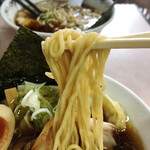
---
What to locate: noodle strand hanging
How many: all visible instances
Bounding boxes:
[32,29,110,150]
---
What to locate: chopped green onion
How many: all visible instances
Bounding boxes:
[31,108,52,121]
[24,110,34,129]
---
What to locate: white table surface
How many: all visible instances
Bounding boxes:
[101,4,150,107]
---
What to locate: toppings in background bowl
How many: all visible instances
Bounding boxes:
[1,0,114,38]
[15,1,102,33]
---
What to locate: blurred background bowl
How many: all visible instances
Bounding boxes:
[1,0,114,38]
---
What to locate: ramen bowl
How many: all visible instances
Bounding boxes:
[0,0,114,38]
[104,75,150,150]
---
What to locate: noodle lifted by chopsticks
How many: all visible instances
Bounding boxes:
[32,29,110,150]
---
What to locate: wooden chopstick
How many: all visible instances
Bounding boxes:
[93,38,150,49]
[24,0,42,14]
[12,0,42,17]
[112,32,150,39]
[91,32,150,49]
[64,32,150,50]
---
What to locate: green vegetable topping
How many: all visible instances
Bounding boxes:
[38,9,54,24]
[14,81,59,135]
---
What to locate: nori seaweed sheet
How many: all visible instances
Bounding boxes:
[0,26,57,100]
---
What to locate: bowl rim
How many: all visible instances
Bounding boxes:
[1,0,115,37]
[104,75,150,112]
[104,75,150,150]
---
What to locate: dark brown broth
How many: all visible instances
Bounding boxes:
[114,122,144,150]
